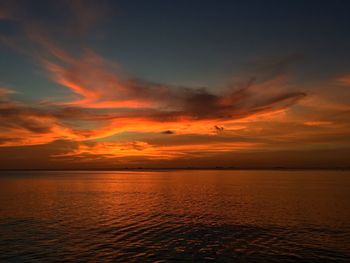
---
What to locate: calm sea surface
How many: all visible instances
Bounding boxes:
[0,170,349,262]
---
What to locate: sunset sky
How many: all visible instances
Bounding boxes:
[0,0,349,169]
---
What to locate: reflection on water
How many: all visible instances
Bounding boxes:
[0,170,349,262]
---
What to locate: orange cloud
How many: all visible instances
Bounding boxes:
[0,101,80,146]
[338,74,350,86]
[1,1,350,168]
[0,87,15,97]
[0,0,308,152]
[8,1,346,164]
[55,140,259,161]
[42,50,161,109]
[0,40,308,150]
[37,43,306,120]
[304,121,333,126]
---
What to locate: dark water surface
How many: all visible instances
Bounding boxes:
[0,170,349,262]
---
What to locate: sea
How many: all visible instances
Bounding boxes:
[0,170,349,262]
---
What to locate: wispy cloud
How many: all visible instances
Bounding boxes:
[55,140,259,161]
[338,74,350,86]
[1,0,349,166]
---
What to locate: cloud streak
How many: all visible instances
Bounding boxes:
[2,0,349,167]
[40,45,306,122]
[0,47,307,150]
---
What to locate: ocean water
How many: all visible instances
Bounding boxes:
[0,170,349,262]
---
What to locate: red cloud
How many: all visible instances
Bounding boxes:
[0,1,313,160]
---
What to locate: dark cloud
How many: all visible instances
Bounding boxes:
[214,126,224,133]
[0,64,307,147]
[0,103,52,133]
[161,130,175,135]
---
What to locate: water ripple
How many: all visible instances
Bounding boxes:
[0,170,349,262]
[0,215,348,262]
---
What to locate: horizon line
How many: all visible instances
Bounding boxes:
[1,167,349,172]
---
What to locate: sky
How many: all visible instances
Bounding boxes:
[0,0,349,169]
